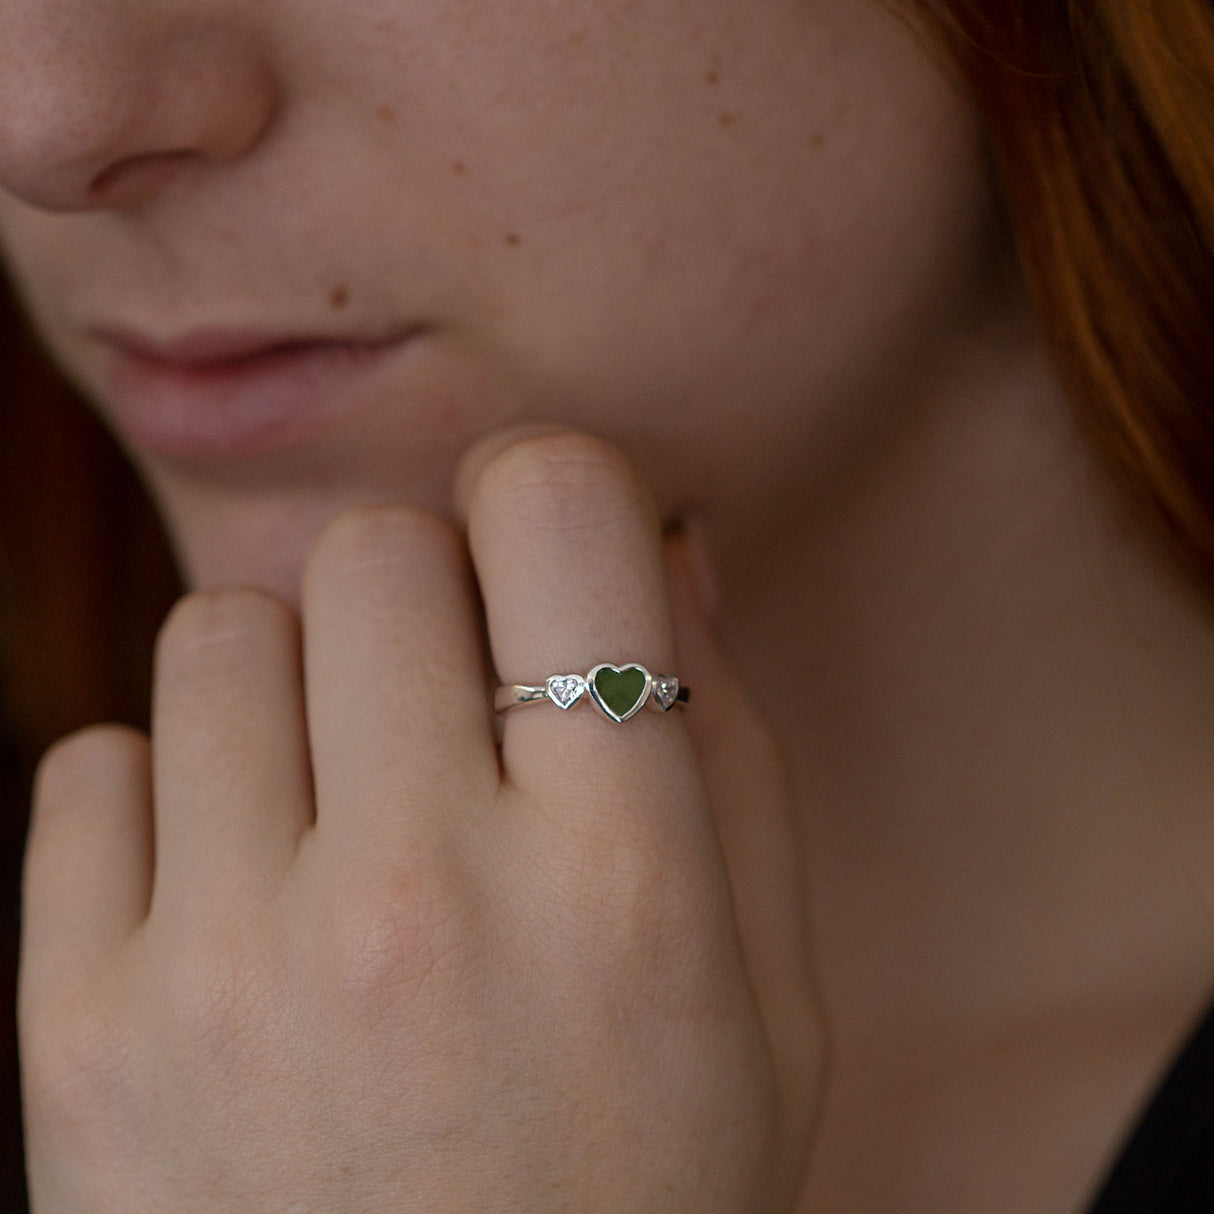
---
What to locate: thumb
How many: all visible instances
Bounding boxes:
[664,519,825,1159]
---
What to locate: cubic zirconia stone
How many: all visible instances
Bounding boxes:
[653,676,680,711]
[547,675,586,710]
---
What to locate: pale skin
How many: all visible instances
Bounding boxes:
[2,0,1214,1211]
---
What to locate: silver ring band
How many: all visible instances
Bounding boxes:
[494,662,689,723]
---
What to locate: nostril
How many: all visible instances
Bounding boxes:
[87,149,200,207]
[0,18,279,214]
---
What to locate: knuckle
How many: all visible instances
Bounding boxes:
[157,586,294,665]
[33,723,147,809]
[548,815,714,989]
[479,432,651,531]
[326,862,480,1029]
[166,920,282,1073]
[20,988,137,1134]
[305,504,461,586]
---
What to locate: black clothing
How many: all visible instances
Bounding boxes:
[1089,998,1214,1212]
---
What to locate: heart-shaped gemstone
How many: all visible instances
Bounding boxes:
[546,674,586,711]
[652,675,680,711]
[588,663,651,723]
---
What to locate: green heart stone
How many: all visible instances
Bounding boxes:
[593,665,648,721]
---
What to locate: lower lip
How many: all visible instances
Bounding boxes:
[98,334,420,460]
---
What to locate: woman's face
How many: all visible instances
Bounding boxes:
[0,0,1000,599]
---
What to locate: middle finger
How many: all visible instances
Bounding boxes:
[302,505,500,860]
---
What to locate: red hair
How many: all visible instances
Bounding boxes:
[909,0,1214,587]
[0,289,177,771]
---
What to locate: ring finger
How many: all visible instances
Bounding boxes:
[458,431,696,804]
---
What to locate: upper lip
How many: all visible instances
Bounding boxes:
[89,323,421,367]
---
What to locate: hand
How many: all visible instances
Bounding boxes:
[20,430,821,1212]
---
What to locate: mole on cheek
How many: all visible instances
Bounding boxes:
[504,233,523,248]
[330,285,350,310]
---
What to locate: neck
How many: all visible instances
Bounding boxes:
[711,305,1214,1043]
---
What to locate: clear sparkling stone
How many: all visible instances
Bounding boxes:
[547,674,586,710]
[653,676,680,711]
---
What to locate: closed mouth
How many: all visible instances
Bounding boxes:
[88,322,426,460]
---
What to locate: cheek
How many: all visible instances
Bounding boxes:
[483,94,991,420]
[445,22,1001,555]
[418,0,993,386]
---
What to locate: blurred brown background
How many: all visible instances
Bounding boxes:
[0,271,180,1210]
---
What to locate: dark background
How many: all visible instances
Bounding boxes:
[0,272,181,1211]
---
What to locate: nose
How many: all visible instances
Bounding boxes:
[0,1,278,211]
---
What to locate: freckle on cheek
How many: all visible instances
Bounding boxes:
[452,160,469,175]
[330,285,350,310]
[718,113,737,128]
[375,103,397,124]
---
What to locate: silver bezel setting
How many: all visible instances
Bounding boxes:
[652,675,680,711]
[545,674,587,711]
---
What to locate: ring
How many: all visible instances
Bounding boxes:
[493,662,690,724]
